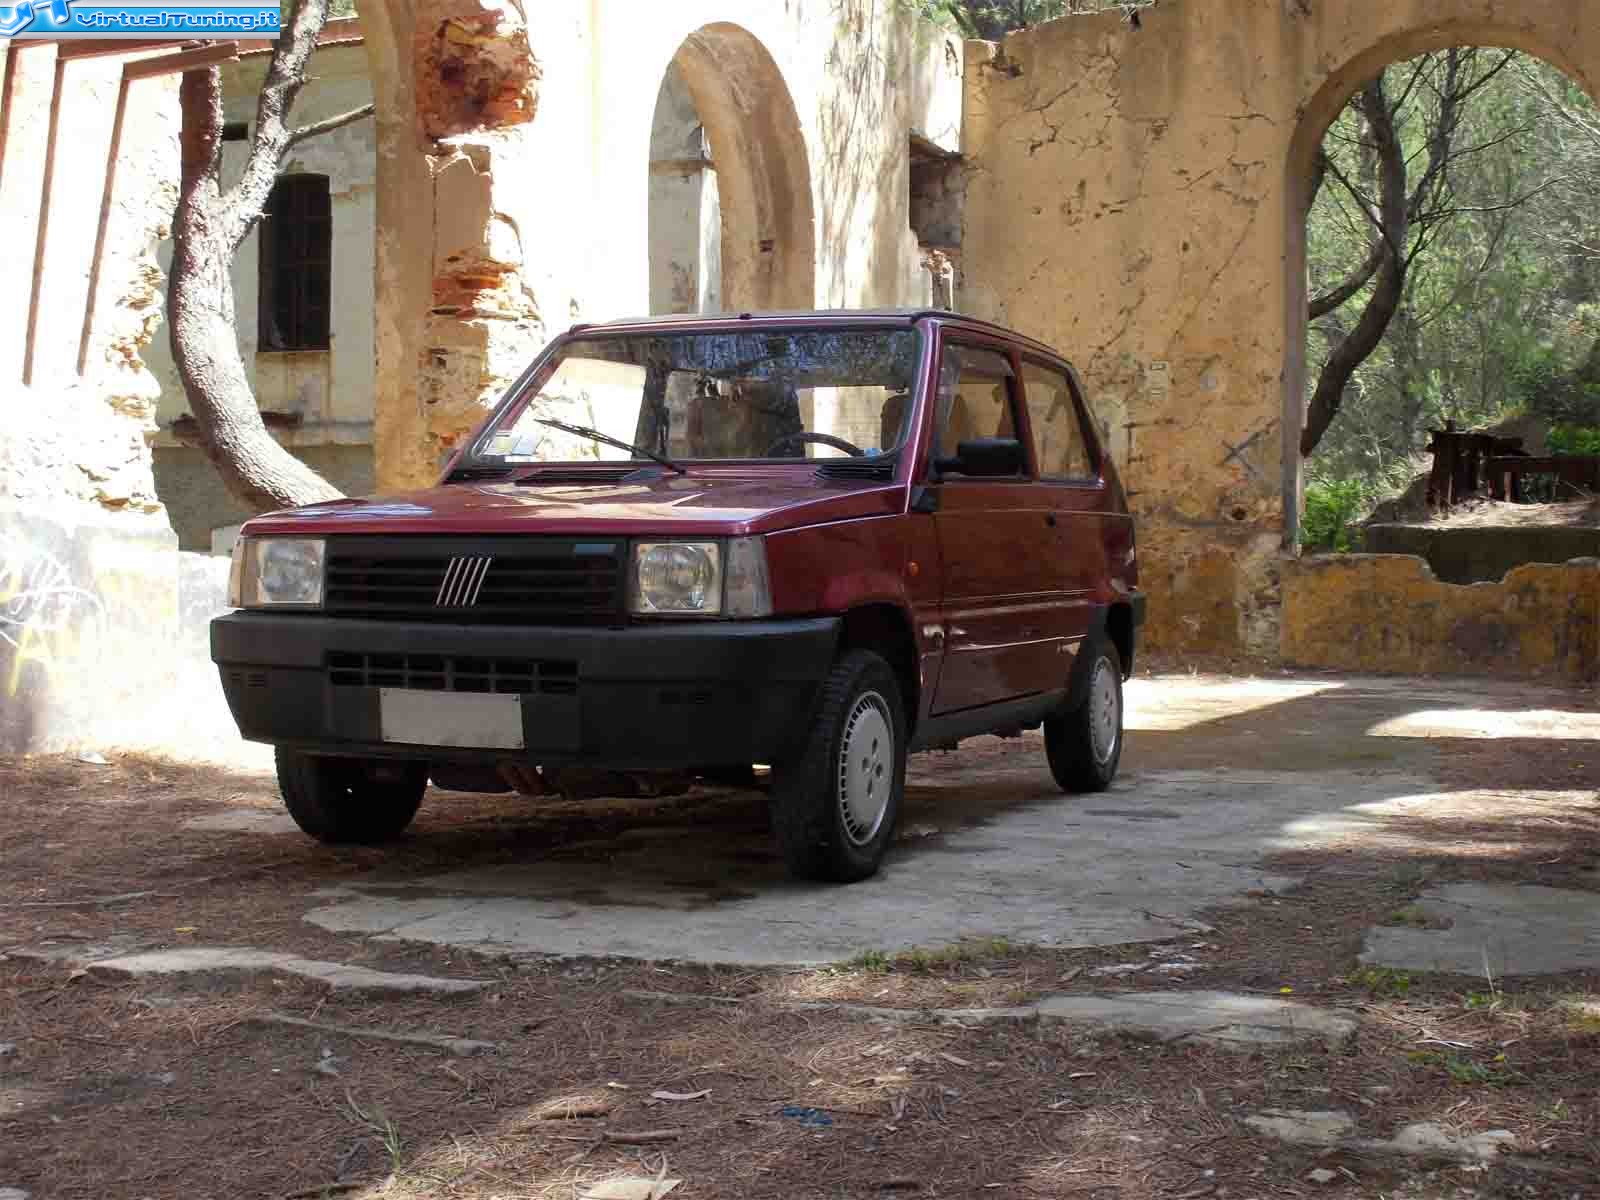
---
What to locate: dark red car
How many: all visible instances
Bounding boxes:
[214,310,1144,882]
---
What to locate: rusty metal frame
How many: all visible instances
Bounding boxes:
[1,19,361,385]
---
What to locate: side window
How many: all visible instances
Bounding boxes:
[934,343,1021,472]
[1021,360,1096,480]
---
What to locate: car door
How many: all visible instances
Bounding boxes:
[1018,356,1107,653]
[927,337,1072,714]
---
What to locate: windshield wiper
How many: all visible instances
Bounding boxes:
[532,417,685,475]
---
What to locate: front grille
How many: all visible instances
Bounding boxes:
[327,652,577,695]
[324,536,623,625]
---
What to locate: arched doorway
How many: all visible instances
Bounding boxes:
[647,23,815,315]
[1280,24,1600,548]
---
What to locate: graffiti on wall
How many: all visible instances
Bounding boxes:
[0,537,108,698]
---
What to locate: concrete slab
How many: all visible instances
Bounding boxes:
[280,672,1598,968]
[79,947,487,995]
[1244,1111,1517,1163]
[619,987,1356,1049]
[9,936,158,965]
[1377,1123,1517,1162]
[1032,990,1358,1050]
[301,764,1409,966]
[182,809,298,834]
[1361,883,1600,977]
[1244,1109,1357,1146]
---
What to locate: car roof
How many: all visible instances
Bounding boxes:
[567,308,1068,362]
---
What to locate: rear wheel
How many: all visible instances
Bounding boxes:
[770,649,905,882]
[1043,641,1123,792]
[276,749,427,844]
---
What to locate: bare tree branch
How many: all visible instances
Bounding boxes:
[222,0,332,253]
[1303,73,1409,457]
[1305,148,1329,215]
[286,102,375,150]
[1309,237,1385,319]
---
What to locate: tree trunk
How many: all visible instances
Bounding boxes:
[1391,294,1424,456]
[167,21,343,512]
[1301,76,1410,457]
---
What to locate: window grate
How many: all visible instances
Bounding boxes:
[258,174,331,352]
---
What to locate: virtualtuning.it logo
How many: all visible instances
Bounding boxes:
[0,0,76,36]
[0,0,282,37]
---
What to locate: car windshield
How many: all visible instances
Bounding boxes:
[470,327,922,465]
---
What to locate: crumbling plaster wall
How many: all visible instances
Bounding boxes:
[0,47,234,751]
[1283,555,1599,682]
[960,0,1600,659]
[363,0,964,491]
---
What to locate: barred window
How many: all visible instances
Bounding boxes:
[258,175,331,351]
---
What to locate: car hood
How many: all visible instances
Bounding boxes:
[241,472,904,538]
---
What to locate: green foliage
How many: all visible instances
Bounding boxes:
[837,938,1017,974]
[279,0,356,22]
[1299,478,1369,552]
[900,0,1153,37]
[1547,424,1600,455]
[1305,52,1600,484]
[1387,904,1431,928]
[1409,1050,1515,1086]
[1353,966,1412,997]
[842,948,892,972]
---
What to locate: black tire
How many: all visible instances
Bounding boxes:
[770,649,906,883]
[1044,640,1124,793]
[276,749,427,844]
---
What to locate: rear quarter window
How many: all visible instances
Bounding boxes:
[1020,360,1097,481]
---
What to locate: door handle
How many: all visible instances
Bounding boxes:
[1045,513,1057,527]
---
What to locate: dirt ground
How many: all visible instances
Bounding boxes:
[2,669,1598,1200]
[1423,497,1599,528]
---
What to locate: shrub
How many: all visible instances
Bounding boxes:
[1547,424,1600,456]
[1300,478,1369,553]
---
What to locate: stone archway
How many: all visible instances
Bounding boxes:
[654,23,816,314]
[1279,14,1600,547]
[959,0,1600,661]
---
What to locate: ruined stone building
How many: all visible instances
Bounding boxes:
[3,0,1598,752]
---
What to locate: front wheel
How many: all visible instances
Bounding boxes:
[1043,641,1123,792]
[276,750,427,844]
[770,649,906,882]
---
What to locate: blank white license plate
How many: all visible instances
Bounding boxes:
[379,689,525,750]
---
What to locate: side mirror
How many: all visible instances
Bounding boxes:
[937,437,1025,478]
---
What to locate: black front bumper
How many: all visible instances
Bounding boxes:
[212,613,841,768]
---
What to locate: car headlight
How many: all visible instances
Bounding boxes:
[630,538,772,618]
[632,542,721,615]
[228,537,325,608]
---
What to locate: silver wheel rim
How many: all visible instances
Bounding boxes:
[838,690,893,846]
[1089,656,1120,766]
